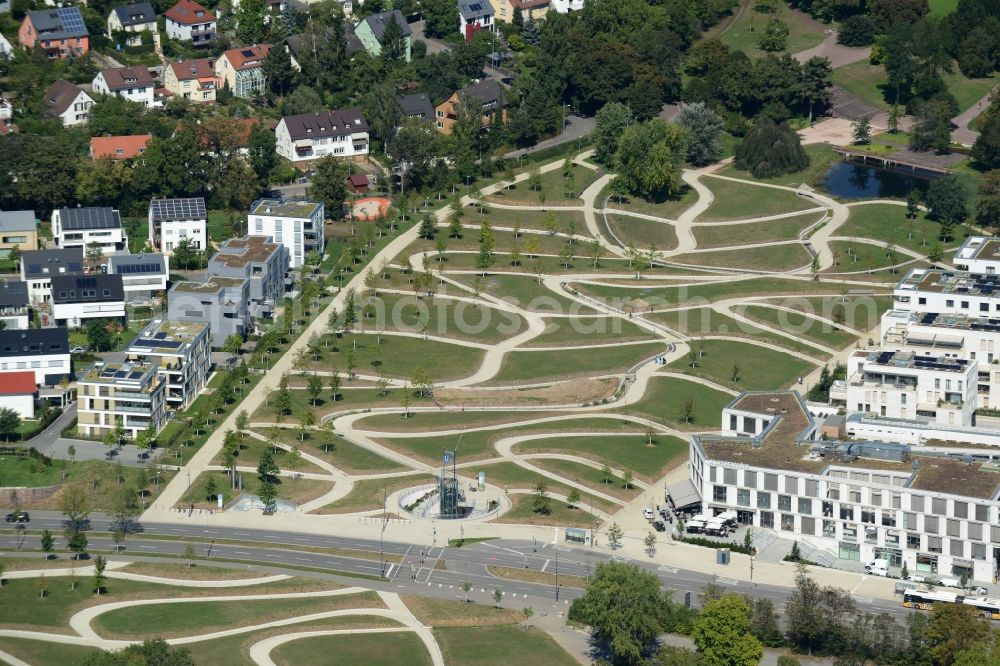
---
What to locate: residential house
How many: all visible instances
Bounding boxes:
[0,371,38,418]
[19,8,89,59]
[20,248,86,305]
[285,26,363,72]
[434,79,506,134]
[51,207,127,254]
[355,10,411,61]
[0,280,31,329]
[43,79,93,127]
[106,2,157,47]
[491,0,548,22]
[0,328,71,385]
[107,253,168,303]
[148,197,207,254]
[550,0,584,11]
[92,66,156,107]
[247,199,324,269]
[164,0,216,46]
[50,273,127,327]
[274,109,369,167]
[397,93,434,123]
[689,390,1000,583]
[163,58,219,103]
[214,44,271,98]
[0,210,38,256]
[208,235,288,319]
[77,360,166,437]
[90,134,151,160]
[167,277,251,347]
[458,0,494,42]
[124,318,210,411]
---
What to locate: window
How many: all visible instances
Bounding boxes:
[823,520,835,537]
[969,523,983,540]
[882,512,896,527]
[723,468,736,485]
[907,533,921,549]
[977,504,990,522]
[784,476,799,494]
[861,509,875,524]
[911,495,924,512]
[757,493,771,509]
[927,536,942,553]
[843,525,857,542]
[925,516,939,534]
[932,498,947,515]
[954,501,968,519]
[760,511,774,529]
[839,542,860,560]
[840,505,854,521]
[764,474,778,491]
[798,498,812,515]
[916,554,938,573]
[973,543,987,560]
[781,514,794,531]
[804,479,818,497]
[744,471,756,488]
[947,519,961,538]
[778,495,791,511]
[737,489,750,507]
[849,487,861,503]
[713,486,727,502]
[871,491,882,507]
[950,539,964,557]
[801,517,815,535]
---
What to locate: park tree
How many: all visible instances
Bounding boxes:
[569,561,686,664]
[310,156,349,219]
[257,447,279,484]
[60,481,92,531]
[84,639,195,666]
[884,21,918,104]
[838,15,876,46]
[258,481,278,514]
[389,119,438,193]
[973,112,1000,169]
[677,102,724,166]
[422,0,459,38]
[852,117,872,145]
[758,18,789,52]
[644,531,657,558]
[691,594,763,666]
[0,407,20,441]
[93,555,107,595]
[784,565,856,655]
[615,119,690,201]
[911,98,955,153]
[40,529,54,559]
[263,40,295,96]
[566,488,581,508]
[236,0,267,43]
[924,602,991,666]
[925,174,969,232]
[607,522,624,550]
[594,101,634,166]
[532,481,551,515]
[247,121,278,188]
[735,120,809,178]
[977,170,1000,228]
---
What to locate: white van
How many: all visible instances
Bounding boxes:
[865,559,889,576]
[939,578,961,588]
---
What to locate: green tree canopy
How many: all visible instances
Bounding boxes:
[734,119,809,178]
[614,118,690,202]
[691,595,763,666]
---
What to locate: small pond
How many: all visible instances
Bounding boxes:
[820,161,936,200]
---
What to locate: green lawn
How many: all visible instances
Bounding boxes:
[122,216,151,253]
[699,177,817,221]
[246,427,407,475]
[178,469,332,510]
[207,209,239,244]
[460,206,587,233]
[256,385,434,423]
[272,631,433,666]
[692,212,822,248]
[371,292,527,344]
[605,214,679,250]
[529,458,642,501]
[524,315,656,347]
[375,417,644,465]
[650,306,827,358]
[407,228,604,260]
[718,3,825,59]
[95,591,383,639]
[489,342,664,384]
[355,410,567,432]
[314,474,437,514]
[760,294,892,332]
[670,243,813,272]
[740,305,858,349]
[512,432,688,481]
[213,431,326,475]
[447,273,598,314]
[838,203,972,253]
[717,143,839,188]
[498,493,604,528]
[667,339,815,390]
[435,626,581,666]
[573,276,850,306]
[833,61,997,113]
[0,638,100,665]
[487,163,601,205]
[305,333,485,382]
[826,240,917,274]
[623,376,734,430]
[475,461,617,513]
[601,182,699,220]
[929,0,958,17]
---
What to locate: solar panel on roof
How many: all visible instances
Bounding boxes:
[129,371,144,379]
[114,370,128,378]
[241,49,255,57]
[57,7,86,33]
[149,198,206,222]
[59,207,119,231]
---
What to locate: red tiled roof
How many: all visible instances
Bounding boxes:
[99,66,155,90]
[90,134,152,160]
[222,44,271,71]
[0,371,37,395]
[169,57,216,81]
[165,0,215,25]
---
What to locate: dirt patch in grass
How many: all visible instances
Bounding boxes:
[435,378,618,408]
[116,562,277,580]
[486,565,587,589]
[401,594,521,627]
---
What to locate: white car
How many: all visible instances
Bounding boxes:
[642,508,654,520]
[970,586,989,596]
[939,578,961,588]
[70,346,86,354]
[905,574,926,583]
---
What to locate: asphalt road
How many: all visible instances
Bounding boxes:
[1,511,915,623]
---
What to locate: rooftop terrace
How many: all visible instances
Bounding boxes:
[80,361,156,386]
[249,198,321,219]
[172,277,246,294]
[859,349,970,373]
[897,268,1000,298]
[211,235,281,268]
[126,319,207,354]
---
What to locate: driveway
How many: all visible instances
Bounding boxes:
[409,20,454,55]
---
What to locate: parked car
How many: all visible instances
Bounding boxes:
[969,586,989,596]
[70,346,86,354]
[642,508,654,520]
[939,578,961,588]
[905,573,926,583]
[5,511,29,523]
[653,520,666,532]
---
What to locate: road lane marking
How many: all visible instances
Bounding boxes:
[541,559,551,572]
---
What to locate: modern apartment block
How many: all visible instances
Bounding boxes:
[274,109,369,167]
[51,207,127,254]
[124,318,210,411]
[77,360,166,438]
[167,277,250,347]
[689,391,1000,583]
[953,236,1000,275]
[148,197,207,253]
[893,268,1000,317]
[837,349,977,427]
[247,199,324,269]
[0,327,71,385]
[208,235,288,318]
[20,248,86,305]
[107,253,168,303]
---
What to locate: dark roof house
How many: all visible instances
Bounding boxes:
[360,10,411,41]
[108,253,166,276]
[0,327,69,357]
[397,93,434,122]
[55,207,122,231]
[25,7,89,40]
[0,280,29,309]
[149,197,206,222]
[97,66,155,91]
[21,248,85,280]
[44,79,90,118]
[457,79,505,107]
[279,109,369,140]
[51,274,125,304]
[112,2,156,27]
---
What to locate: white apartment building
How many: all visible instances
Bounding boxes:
[689,391,1000,583]
[881,310,1000,410]
[124,318,210,412]
[50,273,127,327]
[91,66,156,107]
[148,197,207,254]
[0,328,71,385]
[51,207,127,254]
[953,236,1000,275]
[77,360,166,438]
[839,349,977,427]
[274,110,369,167]
[893,268,1000,317]
[248,199,324,269]
[107,253,168,303]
